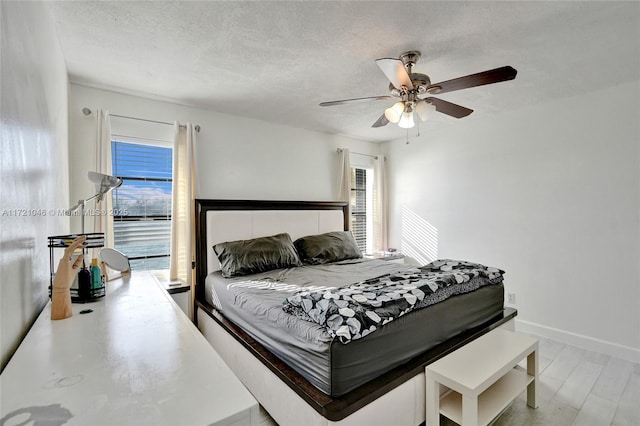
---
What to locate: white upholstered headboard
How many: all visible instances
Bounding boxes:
[195,200,348,300]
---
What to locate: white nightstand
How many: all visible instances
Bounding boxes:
[364,253,405,264]
[426,328,538,426]
[165,280,191,319]
[152,270,191,319]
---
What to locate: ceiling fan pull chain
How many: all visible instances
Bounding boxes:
[406,127,410,144]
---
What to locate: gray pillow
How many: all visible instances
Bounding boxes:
[213,233,302,278]
[294,231,362,265]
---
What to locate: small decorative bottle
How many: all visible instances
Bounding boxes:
[77,267,91,300]
[90,258,102,291]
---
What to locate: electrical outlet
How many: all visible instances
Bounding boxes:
[507,293,516,304]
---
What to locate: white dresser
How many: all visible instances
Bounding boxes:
[0,271,259,426]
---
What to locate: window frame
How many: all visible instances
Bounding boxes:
[111,137,173,270]
[350,165,374,255]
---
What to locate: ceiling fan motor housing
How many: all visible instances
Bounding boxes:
[398,51,432,95]
[410,73,430,93]
[389,73,431,98]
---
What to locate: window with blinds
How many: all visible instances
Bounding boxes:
[111,141,172,271]
[350,167,369,253]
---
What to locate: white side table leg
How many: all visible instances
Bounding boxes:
[462,394,478,426]
[426,371,440,426]
[527,346,539,408]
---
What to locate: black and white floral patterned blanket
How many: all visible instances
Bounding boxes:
[282,259,504,344]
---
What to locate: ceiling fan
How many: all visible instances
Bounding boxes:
[320,50,517,129]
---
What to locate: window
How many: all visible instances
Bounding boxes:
[350,167,373,254]
[111,141,172,271]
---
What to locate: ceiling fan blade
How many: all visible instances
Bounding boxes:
[427,66,517,95]
[371,114,389,128]
[319,95,394,107]
[375,58,414,90]
[424,97,474,119]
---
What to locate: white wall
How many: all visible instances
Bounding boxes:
[383,81,640,361]
[0,1,70,370]
[68,84,379,233]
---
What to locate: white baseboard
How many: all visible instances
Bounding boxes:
[515,319,640,364]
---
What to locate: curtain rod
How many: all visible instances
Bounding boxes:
[111,133,173,144]
[82,107,201,133]
[336,148,384,160]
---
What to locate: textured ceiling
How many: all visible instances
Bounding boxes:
[49,1,640,142]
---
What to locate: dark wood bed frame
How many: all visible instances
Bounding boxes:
[193,199,517,421]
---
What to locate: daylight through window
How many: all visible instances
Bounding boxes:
[350,167,373,254]
[111,141,172,271]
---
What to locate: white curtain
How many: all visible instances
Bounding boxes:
[93,109,115,249]
[337,148,351,230]
[170,123,196,289]
[372,156,388,252]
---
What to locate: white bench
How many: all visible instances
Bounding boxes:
[426,328,538,426]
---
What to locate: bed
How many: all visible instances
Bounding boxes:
[194,199,516,425]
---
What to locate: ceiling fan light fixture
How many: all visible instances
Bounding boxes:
[398,107,415,129]
[415,100,437,121]
[384,101,405,123]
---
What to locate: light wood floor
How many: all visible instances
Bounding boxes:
[256,332,640,426]
[442,334,640,426]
